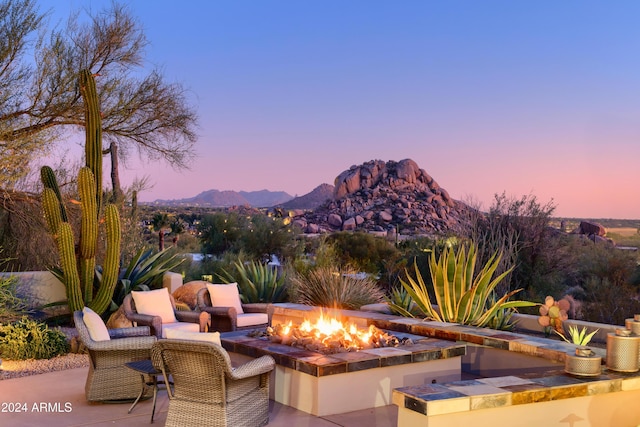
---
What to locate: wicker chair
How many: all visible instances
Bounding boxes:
[196,287,274,332]
[73,310,157,402]
[152,339,275,427]
[123,292,210,338]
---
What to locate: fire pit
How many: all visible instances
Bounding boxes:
[253,311,412,354]
[221,304,466,416]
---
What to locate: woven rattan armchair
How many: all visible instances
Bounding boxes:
[73,310,157,402]
[196,287,274,332]
[123,293,210,338]
[152,339,275,427]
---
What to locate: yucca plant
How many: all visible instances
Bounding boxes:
[390,244,536,327]
[556,325,599,347]
[220,260,287,303]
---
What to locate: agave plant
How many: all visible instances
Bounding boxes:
[390,244,536,327]
[385,285,423,317]
[220,260,288,303]
[556,325,599,347]
[109,247,184,311]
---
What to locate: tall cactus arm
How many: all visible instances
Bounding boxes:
[78,167,98,259]
[79,69,103,217]
[42,188,63,235]
[40,166,68,222]
[57,222,83,312]
[89,204,121,314]
[78,167,98,304]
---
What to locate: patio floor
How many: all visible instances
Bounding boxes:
[0,367,398,426]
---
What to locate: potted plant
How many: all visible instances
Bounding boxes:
[559,325,602,377]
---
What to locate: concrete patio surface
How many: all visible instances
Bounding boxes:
[0,367,397,426]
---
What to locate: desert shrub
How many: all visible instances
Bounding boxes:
[325,231,401,274]
[459,192,557,296]
[579,277,640,325]
[574,242,637,288]
[0,317,68,360]
[0,275,28,323]
[289,266,385,310]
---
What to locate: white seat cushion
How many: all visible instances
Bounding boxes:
[131,288,177,324]
[82,306,110,341]
[237,313,269,328]
[160,322,199,338]
[164,329,221,345]
[206,283,244,314]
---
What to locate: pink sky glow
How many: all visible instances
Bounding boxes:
[45,0,640,219]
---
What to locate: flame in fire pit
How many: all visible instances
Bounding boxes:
[261,312,409,354]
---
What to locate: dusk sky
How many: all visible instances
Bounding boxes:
[43,1,640,219]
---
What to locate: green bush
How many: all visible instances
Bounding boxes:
[0,317,68,360]
[326,231,401,275]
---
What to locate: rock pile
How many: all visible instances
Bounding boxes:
[292,159,473,236]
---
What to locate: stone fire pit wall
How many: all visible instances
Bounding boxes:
[220,303,466,416]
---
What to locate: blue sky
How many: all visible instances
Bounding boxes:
[42,1,640,218]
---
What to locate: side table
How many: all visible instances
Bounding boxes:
[125,359,171,423]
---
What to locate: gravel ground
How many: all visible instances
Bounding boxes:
[0,326,90,380]
[0,353,90,380]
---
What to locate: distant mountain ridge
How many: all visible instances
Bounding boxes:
[278,184,334,210]
[152,189,294,207]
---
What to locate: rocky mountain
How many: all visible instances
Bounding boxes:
[152,189,293,207]
[278,183,334,210]
[290,159,473,236]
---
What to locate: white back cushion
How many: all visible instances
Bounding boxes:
[206,283,244,314]
[164,329,221,345]
[82,306,110,341]
[131,288,177,323]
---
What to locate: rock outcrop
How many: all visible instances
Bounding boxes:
[295,159,472,236]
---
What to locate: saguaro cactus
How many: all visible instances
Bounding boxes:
[40,70,121,315]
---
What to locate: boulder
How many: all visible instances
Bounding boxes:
[106,304,133,329]
[379,211,393,222]
[327,213,343,227]
[577,221,606,237]
[343,217,357,231]
[173,281,208,310]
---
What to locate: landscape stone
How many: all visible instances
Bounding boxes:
[173,281,208,310]
[343,217,357,231]
[327,213,343,228]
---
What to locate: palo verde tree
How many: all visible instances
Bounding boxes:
[0,0,197,196]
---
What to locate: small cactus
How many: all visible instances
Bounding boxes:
[538,295,570,335]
